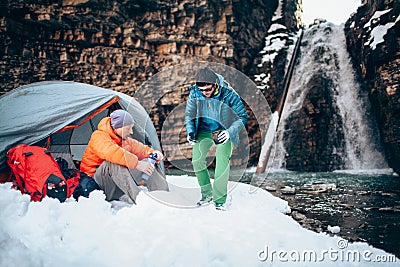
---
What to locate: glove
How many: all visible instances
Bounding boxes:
[217,130,230,144]
[187,133,197,145]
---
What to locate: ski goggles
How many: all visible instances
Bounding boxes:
[196,82,216,92]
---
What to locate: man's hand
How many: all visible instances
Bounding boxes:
[153,150,164,161]
[187,133,197,145]
[136,160,155,176]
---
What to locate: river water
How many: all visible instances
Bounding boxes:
[246,169,400,258]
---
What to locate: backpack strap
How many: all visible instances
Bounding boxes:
[10,163,24,193]
[12,151,35,196]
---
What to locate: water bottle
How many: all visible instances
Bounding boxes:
[141,153,157,181]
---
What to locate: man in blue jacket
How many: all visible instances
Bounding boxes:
[185,67,248,210]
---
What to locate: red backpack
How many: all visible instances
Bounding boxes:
[6,144,76,202]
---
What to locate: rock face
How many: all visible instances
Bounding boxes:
[249,0,301,112]
[0,0,286,93]
[0,0,235,94]
[345,0,400,174]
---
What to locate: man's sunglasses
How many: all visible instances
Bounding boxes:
[196,82,215,92]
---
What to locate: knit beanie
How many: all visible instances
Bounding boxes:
[195,67,218,84]
[110,110,135,129]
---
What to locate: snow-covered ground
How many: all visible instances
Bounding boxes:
[0,175,397,266]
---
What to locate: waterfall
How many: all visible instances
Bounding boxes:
[271,22,387,171]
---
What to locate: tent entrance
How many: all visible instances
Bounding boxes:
[44,98,121,169]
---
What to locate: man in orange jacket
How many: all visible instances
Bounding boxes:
[80,109,168,204]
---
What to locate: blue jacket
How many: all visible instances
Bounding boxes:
[185,74,248,146]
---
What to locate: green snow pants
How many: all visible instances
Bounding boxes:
[192,131,233,204]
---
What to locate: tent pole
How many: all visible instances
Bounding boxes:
[256,29,303,173]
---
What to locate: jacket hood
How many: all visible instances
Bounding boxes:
[97,117,121,144]
[215,73,225,87]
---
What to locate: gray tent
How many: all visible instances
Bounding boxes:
[0,81,162,173]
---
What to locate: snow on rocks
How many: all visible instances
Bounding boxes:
[363,8,399,50]
[328,225,341,234]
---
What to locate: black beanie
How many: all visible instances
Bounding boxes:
[195,67,218,84]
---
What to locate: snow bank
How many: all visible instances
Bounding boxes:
[0,176,397,266]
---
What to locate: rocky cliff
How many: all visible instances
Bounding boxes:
[345,0,400,173]
[0,0,236,94]
[0,0,290,94]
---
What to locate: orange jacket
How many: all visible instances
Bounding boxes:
[80,117,155,177]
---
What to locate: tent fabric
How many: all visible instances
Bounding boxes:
[0,81,161,169]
